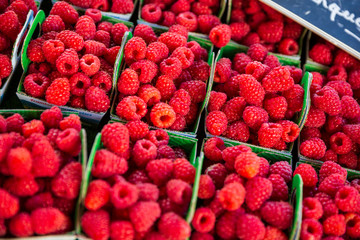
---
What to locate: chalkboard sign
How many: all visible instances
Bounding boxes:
[259,0,360,59]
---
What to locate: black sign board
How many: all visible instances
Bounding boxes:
[259,0,360,59]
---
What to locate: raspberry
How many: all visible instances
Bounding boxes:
[176,12,198,32]
[293,163,318,187]
[84,8,101,23]
[335,186,359,212]
[237,74,265,106]
[59,114,81,131]
[101,123,129,154]
[218,182,245,211]
[146,159,173,185]
[110,23,129,45]
[51,161,81,200]
[145,130,169,147]
[326,81,353,98]
[343,124,360,144]
[247,43,268,62]
[329,132,352,154]
[348,69,360,90]
[245,61,269,81]
[150,102,176,128]
[205,163,228,189]
[242,106,269,130]
[141,3,162,23]
[27,39,45,63]
[41,40,65,65]
[124,121,149,142]
[157,145,176,159]
[327,65,347,81]
[197,14,221,34]
[69,73,91,97]
[6,147,32,177]
[85,86,110,112]
[236,214,265,240]
[7,0,29,24]
[0,11,20,41]
[171,47,195,69]
[146,42,169,64]
[161,11,176,26]
[315,193,338,218]
[300,137,327,160]
[171,0,190,14]
[104,46,120,65]
[257,123,283,148]
[303,197,323,219]
[173,158,195,184]
[223,121,250,143]
[91,71,112,93]
[278,38,299,55]
[262,66,294,92]
[83,40,106,56]
[56,30,84,52]
[215,209,242,239]
[127,170,150,184]
[319,174,346,197]
[131,139,156,167]
[233,53,252,74]
[305,107,326,128]
[313,86,342,116]
[198,174,215,199]
[257,21,283,43]
[158,212,191,240]
[130,60,158,84]
[191,208,215,233]
[323,214,346,236]
[160,57,182,80]
[209,24,231,48]
[206,111,227,136]
[117,69,140,95]
[166,179,192,205]
[31,207,69,235]
[264,96,288,120]
[21,119,45,138]
[116,96,147,121]
[42,15,65,34]
[341,96,360,119]
[188,60,210,81]
[185,102,199,126]
[214,58,231,83]
[169,24,189,38]
[234,151,260,178]
[8,212,33,237]
[137,84,161,106]
[84,180,110,211]
[230,22,250,42]
[245,177,272,211]
[24,192,53,212]
[0,188,19,219]
[94,30,110,47]
[301,218,323,240]
[124,37,147,65]
[334,50,359,69]
[261,201,293,230]
[129,201,161,232]
[23,73,50,98]
[110,181,138,209]
[345,213,360,238]
[321,149,338,163]
[31,138,60,176]
[136,183,159,201]
[263,226,288,240]
[0,33,10,52]
[112,0,134,13]
[309,43,333,65]
[75,16,96,41]
[133,24,157,44]
[180,80,206,104]
[50,2,78,24]
[92,149,128,177]
[204,137,225,162]
[56,49,79,76]
[268,174,288,201]
[109,221,134,240]
[208,91,227,112]
[80,54,101,76]
[278,120,300,142]
[81,210,110,240]
[191,2,212,15]
[338,151,358,169]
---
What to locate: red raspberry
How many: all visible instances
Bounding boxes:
[75,16,96,41]
[236,214,265,240]
[245,177,272,211]
[305,107,326,128]
[92,149,128,178]
[69,73,91,97]
[191,232,213,240]
[237,74,265,106]
[160,57,182,80]
[242,106,268,130]
[84,8,102,23]
[6,147,31,177]
[0,188,19,219]
[214,58,231,83]
[91,71,112,93]
[125,120,149,142]
[176,12,198,32]
[215,209,242,239]
[343,124,360,144]
[223,120,250,143]
[0,33,10,52]
[191,208,215,233]
[83,40,106,56]
[124,37,147,65]
[330,132,352,154]
[145,129,169,147]
[171,47,194,69]
[80,54,101,76]
[133,24,157,44]
[141,3,162,23]
[348,69,360,90]
[338,151,358,169]
[198,174,215,199]
[321,149,338,163]
[313,86,342,116]
[117,69,139,95]
[137,84,161,106]
[283,21,303,39]
[257,123,283,148]
[136,183,159,202]
[185,102,199,126]
[327,65,347,81]
[255,157,269,178]
[22,119,44,138]
[130,60,158,84]
[264,96,288,120]
[111,181,138,209]
[85,86,110,112]
[132,139,157,167]
[319,174,346,197]
[146,42,169,64]
[150,102,176,128]
[42,15,65,33]
[27,39,45,63]
[205,163,228,189]
[197,14,221,34]
[50,2,78,24]
[301,218,323,240]
[56,49,79,76]
[218,182,245,211]
[23,73,50,98]
[0,11,20,41]
[341,96,360,119]
[94,30,110,47]
[171,0,190,14]
[300,137,326,160]
[169,24,189,38]
[161,11,176,27]
[232,53,252,74]
[112,0,134,13]
[110,23,129,45]
[116,96,147,121]
[51,161,81,200]
[309,43,333,65]
[334,50,359,69]
[81,210,110,240]
[129,201,161,232]
[263,226,288,240]
[222,97,246,122]
[206,111,227,136]
[234,151,260,178]
[278,120,300,142]
[109,221,134,240]
[157,145,176,159]
[84,180,110,211]
[261,201,293,230]
[323,214,346,236]
[301,127,322,142]
[204,137,225,162]
[245,61,269,81]
[186,41,207,61]
[188,60,210,81]
[42,40,65,64]
[56,30,84,52]
[0,134,14,162]
[344,213,360,238]
[146,159,173,185]
[172,158,195,184]
[247,43,268,62]
[166,179,192,205]
[208,91,227,112]
[257,21,283,43]
[158,212,190,240]
[262,66,294,92]
[230,22,250,42]
[6,0,29,25]
[104,46,120,66]
[101,123,129,154]
[209,24,231,48]
[97,21,112,33]
[31,208,70,235]
[128,170,151,184]
[180,80,206,104]
[293,163,318,187]
[278,38,299,55]
[335,186,360,212]
[303,197,323,219]
[268,174,288,201]
[326,81,353,98]
[59,114,81,132]
[9,212,33,237]
[191,2,212,15]
[242,32,261,47]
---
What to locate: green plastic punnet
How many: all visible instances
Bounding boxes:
[109,30,215,138]
[0,10,33,104]
[77,132,201,239]
[51,0,139,21]
[0,109,88,240]
[137,0,227,40]
[17,10,133,124]
[204,45,311,157]
[199,138,303,240]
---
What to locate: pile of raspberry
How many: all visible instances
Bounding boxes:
[0,0,38,88]
[24,2,130,113]
[309,37,360,67]
[295,162,360,239]
[229,0,303,55]
[114,24,210,131]
[81,122,196,240]
[191,137,294,239]
[206,44,303,151]
[141,0,222,33]
[67,0,134,15]
[300,63,360,170]
[0,107,83,237]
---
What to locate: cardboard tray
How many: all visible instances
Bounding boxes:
[204,44,311,158]
[0,109,88,240]
[137,0,227,39]
[199,138,303,240]
[109,30,215,138]
[16,10,134,125]
[76,132,202,239]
